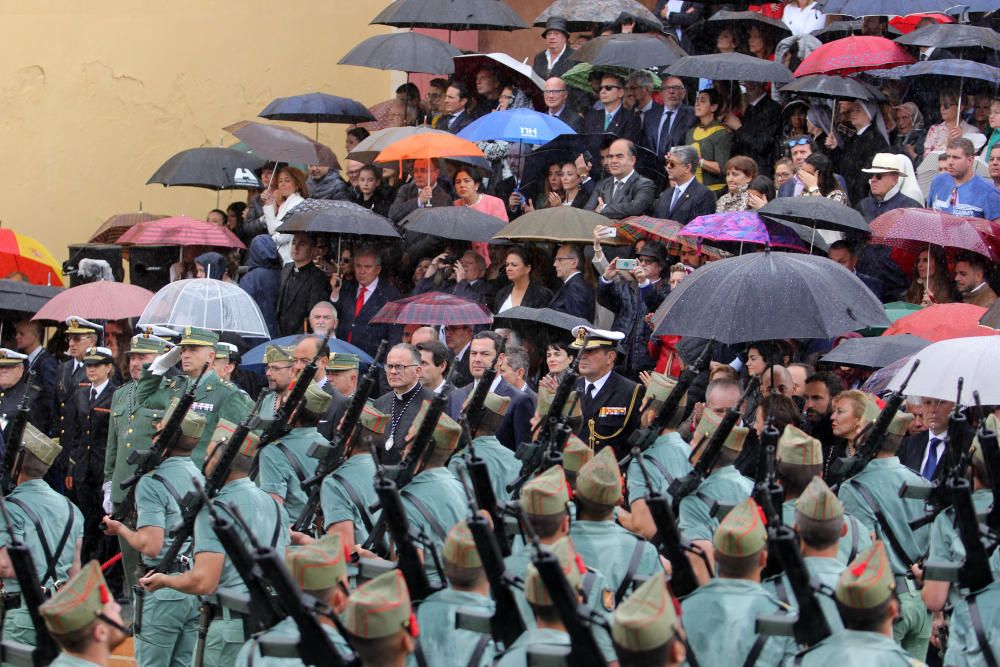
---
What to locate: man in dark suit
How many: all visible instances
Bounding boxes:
[0,348,52,435]
[549,243,595,322]
[276,233,332,337]
[442,323,474,388]
[655,1,703,53]
[642,76,697,157]
[372,343,434,465]
[532,17,574,80]
[585,138,656,219]
[627,71,662,140]
[653,145,717,223]
[898,397,952,481]
[571,326,643,458]
[15,319,58,403]
[387,160,453,223]
[583,74,641,144]
[333,247,402,359]
[414,250,494,307]
[440,81,473,135]
[729,81,782,177]
[543,77,582,132]
[828,240,885,301]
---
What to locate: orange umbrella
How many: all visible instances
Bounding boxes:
[882,303,996,341]
[0,229,64,286]
[374,133,484,164]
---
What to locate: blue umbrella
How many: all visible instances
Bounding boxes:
[242,334,373,372]
[457,109,575,146]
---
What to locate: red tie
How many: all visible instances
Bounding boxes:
[349,286,366,342]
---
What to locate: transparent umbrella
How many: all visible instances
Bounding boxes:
[137,278,269,338]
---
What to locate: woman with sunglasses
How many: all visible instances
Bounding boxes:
[924,90,976,157]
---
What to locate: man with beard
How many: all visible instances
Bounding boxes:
[803,372,846,472]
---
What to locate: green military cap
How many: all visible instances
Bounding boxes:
[576,446,623,505]
[161,397,207,440]
[795,476,843,521]
[570,325,624,350]
[82,346,114,365]
[562,435,593,475]
[64,317,103,335]
[128,333,170,355]
[211,418,260,458]
[484,392,511,417]
[263,344,295,365]
[644,372,687,408]
[410,400,462,454]
[214,341,238,360]
[286,534,348,591]
[0,348,27,367]
[525,537,585,606]
[520,465,569,516]
[443,520,481,569]
[970,414,999,470]
[344,570,413,639]
[535,385,582,420]
[360,403,389,435]
[611,571,677,651]
[302,381,333,416]
[22,422,61,467]
[887,410,914,437]
[861,393,881,426]
[143,325,179,341]
[178,326,219,347]
[713,497,767,557]
[39,561,109,634]
[695,408,748,453]
[836,541,894,609]
[327,353,360,372]
[777,425,822,467]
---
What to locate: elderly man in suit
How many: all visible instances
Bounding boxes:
[585,139,656,219]
[532,17,574,80]
[276,233,331,337]
[549,244,595,322]
[372,343,434,465]
[642,76,696,158]
[898,397,953,482]
[653,145,717,223]
[543,77,581,132]
[583,74,641,144]
[332,247,402,358]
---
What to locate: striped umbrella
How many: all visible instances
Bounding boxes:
[116,216,245,249]
[0,229,64,286]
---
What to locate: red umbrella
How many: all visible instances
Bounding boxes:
[615,216,684,245]
[33,281,155,322]
[890,13,953,34]
[116,216,245,249]
[868,208,999,260]
[794,36,915,77]
[882,303,996,341]
[370,292,493,326]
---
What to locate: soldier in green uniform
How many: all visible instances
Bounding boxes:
[562,434,592,490]
[793,541,927,666]
[101,402,206,667]
[411,520,496,667]
[139,420,290,667]
[102,332,171,593]
[681,497,795,667]
[326,353,360,398]
[611,571,686,667]
[570,447,663,604]
[233,534,353,667]
[837,409,932,660]
[213,343,239,383]
[943,580,1000,666]
[448,393,520,504]
[136,326,254,467]
[620,372,693,540]
[0,424,84,648]
[320,405,387,548]
[37,561,131,667]
[343,570,417,667]
[258,382,331,524]
[259,345,296,423]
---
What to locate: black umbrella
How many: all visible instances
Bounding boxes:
[402,207,507,243]
[372,0,527,31]
[338,32,461,75]
[758,197,870,234]
[896,23,1000,52]
[651,249,890,344]
[811,20,861,44]
[571,33,687,70]
[666,53,793,84]
[706,10,791,39]
[818,0,954,15]
[494,306,592,331]
[894,59,1000,87]
[533,0,661,33]
[147,147,265,190]
[259,93,375,125]
[779,75,877,101]
[224,121,335,166]
[819,334,931,369]
[276,199,401,238]
[0,279,62,314]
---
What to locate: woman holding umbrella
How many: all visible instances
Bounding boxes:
[904,246,958,306]
[686,88,731,198]
[262,165,309,264]
[924,90,977,157]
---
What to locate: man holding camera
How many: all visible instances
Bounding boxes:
[414,249,493,306]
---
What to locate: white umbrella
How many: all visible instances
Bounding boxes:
[137,278,269,338]
[887,336,1000,405]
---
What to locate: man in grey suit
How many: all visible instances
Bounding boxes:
[372,343,434,465]
[653,146,717,223]
[585,139,657,219]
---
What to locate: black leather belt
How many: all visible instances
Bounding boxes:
[211,606,247,621]
[2,593,22,610]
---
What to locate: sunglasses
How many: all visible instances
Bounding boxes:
[869,173,891,180]
[786,137,810,147]
[600,84,623,92]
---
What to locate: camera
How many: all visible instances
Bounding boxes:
[440,255,458,266]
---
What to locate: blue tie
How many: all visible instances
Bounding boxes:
[922,437,941,479]
[604,113,612,130]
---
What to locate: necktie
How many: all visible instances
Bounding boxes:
[449,114,458,130]
[658,110,674,155]
[604,113,612,130]
[354,286,367,317]
[586,383,595,404]
[922,438,941,479]
[90,388,98,403]
[669,186,682,213]
[612,180,622,202]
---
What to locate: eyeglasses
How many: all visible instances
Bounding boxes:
[786,137,810,147]
[554,256,575,262]
[600,85,622,92]
[663,85,685,92]
[385,363,418,372]
[665,160,680,168]
[265,364,293,373]
[869,172,890,180]
[543,89,566,95]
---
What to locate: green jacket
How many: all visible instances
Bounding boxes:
[678,465,754,542]
[494,628,570,666]
[626,432,693,505]
[232,617,350,667]
[794,629,926,666]
[104,380,167,504]
[258,426,323,525]
[320,453,377,544]
[944,580,1000,667]
[569,520,663,602]
[782,499,872,566]
[447,435,521,505]
[410,588,495,667]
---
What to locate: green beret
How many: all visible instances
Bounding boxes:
[484,392,511,417]
[535,386,582,420]
[39,561,108,634]
[777,425,822,467]
[524,537,584,606]
[285,534,347,591]
[443,520,481,569]
[302,382,333,416]
[263,344,295,365]
[836,541,894,609]
[887,411,915,437]
[795,476,843,521]
[520,465,569,516]
[562,436,593,475]
[576,446,623,505]
[695,409,748,453]
[327,353,360,372]
[344,570,412,639]
[861,394,881,427]
[612,571,677,651]
[162,397,207,440]
[22,423,61,467]
[178,326,219,347]
[714,497,767,557]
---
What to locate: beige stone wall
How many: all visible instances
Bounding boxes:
[0,1,395,263]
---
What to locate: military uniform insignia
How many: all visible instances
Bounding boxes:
[602,588,615,611]
[184,326,192,337]
[599,406,627,417]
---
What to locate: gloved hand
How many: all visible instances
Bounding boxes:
[102,481,113,514]
[148,346,182,376]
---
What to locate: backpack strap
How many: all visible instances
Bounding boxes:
[614,538,649,604]
[7,497,75,585]
[274,443,308,483]
[969,593,999,667]
[850,481,916,568]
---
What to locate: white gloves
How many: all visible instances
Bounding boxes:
[148,346,182,376]
[102,481,113,515]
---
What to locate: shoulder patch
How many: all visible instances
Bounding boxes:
[601,588,615,612]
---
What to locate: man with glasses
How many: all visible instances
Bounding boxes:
[856,153,921,222]
[627,71,661,135]
[654,145,716,224]
[584,75,640,143]
[643,76,695,157]
[549,243,595,321]
[372,344,432,464]
[388,158,452,223]
[928,137,1000,219]
[543,77,581,131]
[425,78,449,128]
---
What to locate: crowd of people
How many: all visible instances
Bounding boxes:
[3,2,1000,667]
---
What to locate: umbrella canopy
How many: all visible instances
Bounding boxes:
[570,33,687,70]
[452,53,546,110]
[243,334,373,370]
[494,306,592,331]
[886,336,1000,405]
[860,300,922,336]
[651,249,889,344]
[494,208,631,245]
[615,216,683,245]
[811,20,861,43]
[779,75,877,101]
[370,292,493,326]
[138,278,269,338]
[89,212,168,244]
[458,109,576,146]
[33,281,154,322]
[276,200,400,238]
[667,53,793,84]
[338,32,460,75]
[982,299,1000,329]
[533,0,661,33]
[561,62,662,96]
[893,59,1000,87]
[402,207,508,243]
[868,208,999,260]
[817,0,955,15]
[896,23,999,51]
[375,133,484,163]
[0,229,64,287]
[146,147,265,191]
[372,0,527,31]
[861,355,912,394]
[819,333,931,369]
[117,216,245,249]
[0,279,62,314]
[758,197,870,234]
[348,126,448,164]
[882,303,995,341]
[889,13,953,35]
[259,93,375,124]
[794,36,915,77]
[680,212,808,252]
[224,120,335,166]
[706,10,791,39]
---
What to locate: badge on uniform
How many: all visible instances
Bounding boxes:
[599,407,626,417]
[602,588,615,611]
[192,401,215,413]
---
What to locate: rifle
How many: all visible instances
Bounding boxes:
[1,370,34,495]
[630,447,704,598]
[826,360,919,488]
[619,341,711,469]
[0,500,58,667]
[668,377,759,513]
[292,340,387,535]
[754,403,785,579]
[390,363,456,489]
[973,392,1000,538]
[764,522,834,648]
[110,362,209,525]
[455,468,526,648]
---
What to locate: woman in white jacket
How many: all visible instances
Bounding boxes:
[262,165,309,263]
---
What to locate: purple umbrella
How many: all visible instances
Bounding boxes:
[679,211,807,252]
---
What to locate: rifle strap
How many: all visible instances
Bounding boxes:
[847,514,860,564]
[269,498,282,548]
[414,640,429,667]
[150,473,193,565]
[466,634,491,667]
[401,491,448,543]
[274,443,308,483]
[614,538,648,604]
[741,633,769,667]
[850,482,916,568]
[7,497,74,584]
[644,453,674,485]
[969,593,999,667]
[332,473,374,533]
[582,570,597,601]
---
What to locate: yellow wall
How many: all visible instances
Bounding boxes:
[0,1,396,265]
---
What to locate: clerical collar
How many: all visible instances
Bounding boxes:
[394,383,420,401]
